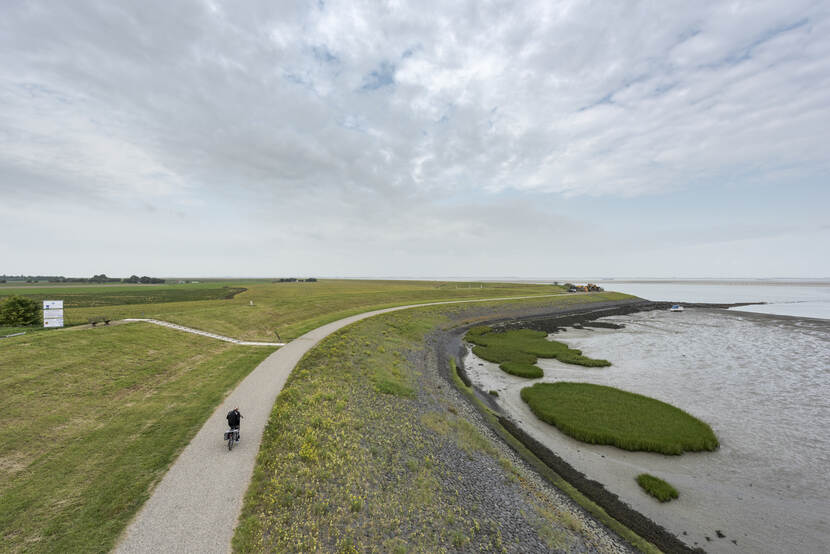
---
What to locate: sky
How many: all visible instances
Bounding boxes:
[1,0,829,279]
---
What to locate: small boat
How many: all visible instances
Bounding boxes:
[670,304,684,312]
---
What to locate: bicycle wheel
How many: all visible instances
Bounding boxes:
[228,433,234,451]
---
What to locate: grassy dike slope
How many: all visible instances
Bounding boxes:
[0,324,274,553]
[235,293,636,553]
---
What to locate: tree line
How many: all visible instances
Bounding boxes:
[0,274,166,284]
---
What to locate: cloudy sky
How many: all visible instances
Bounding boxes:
[1,0,828,279]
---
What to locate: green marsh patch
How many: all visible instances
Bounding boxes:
[465,326,610,378]
[521,382,719,455]
[636,474,679,502]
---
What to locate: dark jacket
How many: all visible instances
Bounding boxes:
[227,409,242,428]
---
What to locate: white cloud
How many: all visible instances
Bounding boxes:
[1,0,828,276]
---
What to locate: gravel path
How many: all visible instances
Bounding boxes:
[113,295,562,553]
[122,318,285,346]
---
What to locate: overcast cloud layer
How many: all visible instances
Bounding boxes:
[1,0,828,278]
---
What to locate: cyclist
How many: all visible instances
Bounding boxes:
[226,407,243,440]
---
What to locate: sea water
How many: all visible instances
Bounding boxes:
[595,280,830,320]
[465,308,830,553]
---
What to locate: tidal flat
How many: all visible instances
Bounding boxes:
[465,308,830,553]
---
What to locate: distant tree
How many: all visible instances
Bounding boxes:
[0,295,40,326]
[124,275,140,283]
[139,276,151,284]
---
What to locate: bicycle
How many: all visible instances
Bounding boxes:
[225,427,239,451]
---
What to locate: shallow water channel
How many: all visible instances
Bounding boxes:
[464,308,830,553]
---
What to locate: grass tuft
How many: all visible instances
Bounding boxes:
[521,382,719,455]
[499,361,544,378]
[636,474,679,502]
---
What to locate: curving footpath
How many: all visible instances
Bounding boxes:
[122,318,285,346]
[114,294,562,553]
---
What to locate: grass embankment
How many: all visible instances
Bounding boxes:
[0,282,632,551]
[0,324,275,553]
[3,280,569,341]
[465,326,610,378]
[636,474,679,503]
[235,312,489,552]
[521,382,719,455]
[235,300,626,552]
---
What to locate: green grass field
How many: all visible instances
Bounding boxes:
[0,280,635,552]
[1,280,568,341]
[0,284,246,307]
[636,474,679,502]
[521,382,719,455]
[0,324,275,553]
[465,326,610,377]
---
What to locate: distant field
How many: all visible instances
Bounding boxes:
[7,280,569,341]
[0,283,246,307]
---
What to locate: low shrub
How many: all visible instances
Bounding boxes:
[520,382,719,455]
[0,295,40,326]
[636,474,679,502]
